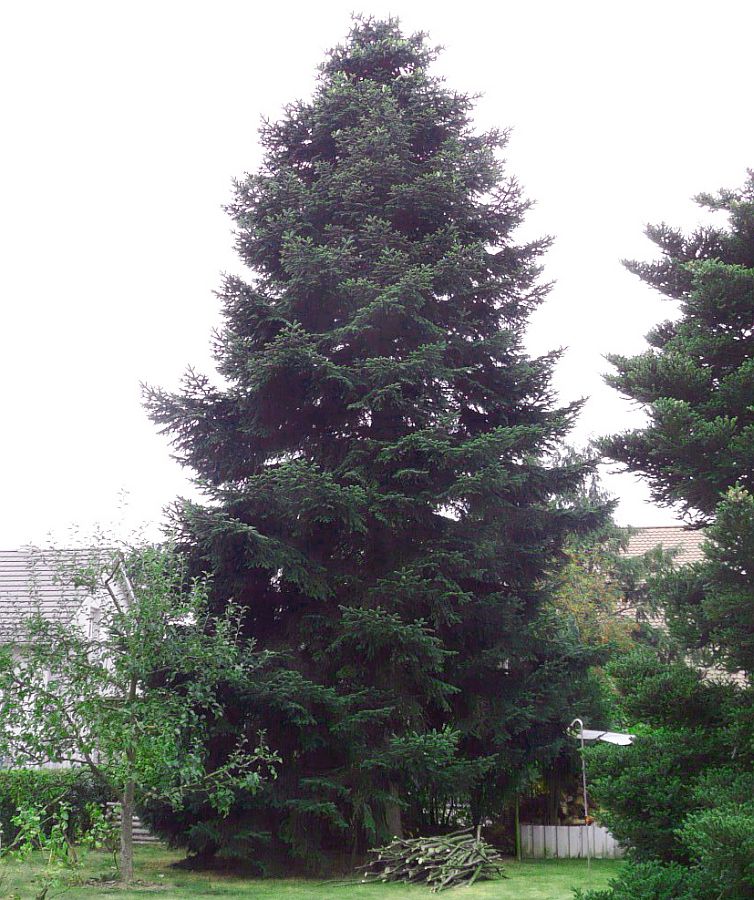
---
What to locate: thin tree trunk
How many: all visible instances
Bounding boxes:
[385,782,403,839]
[121,671,138,883]
[120,779,135,883]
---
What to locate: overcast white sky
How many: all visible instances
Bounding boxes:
[2,0,752,547]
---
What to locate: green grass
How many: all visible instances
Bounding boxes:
[0,846,622,899]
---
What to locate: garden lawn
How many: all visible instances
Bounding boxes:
[0,846,622,899]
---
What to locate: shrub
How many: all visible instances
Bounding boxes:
[606,648,737,732]
[572,861,699,900]
[0,768,112,847]
[690,767,754,809]
[587,727,724,861]
[678,804,754,900]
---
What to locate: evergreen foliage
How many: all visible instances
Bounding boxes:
[601,173,754,522]
[601,173,754,673]
[655,486,754,675]
[573,861,702,900]
[144,18,605,865]
[587,649,739,862]
[551,511,678,656]
[592,173,754,899]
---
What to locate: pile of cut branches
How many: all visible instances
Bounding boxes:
[357,827,505,892]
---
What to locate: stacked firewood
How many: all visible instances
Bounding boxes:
[357,827,505,892]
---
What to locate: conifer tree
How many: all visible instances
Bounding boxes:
[587,175,754,900]
[145,18,603,864]
[602,173,754,673]
[602,173,754,523]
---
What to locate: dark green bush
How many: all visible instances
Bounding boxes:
[572,861,699,900]
[690,768,754,809]
[138,787,279,870]
[587,727,725,861]
[573,807,754,900]
[677,804,754,900]
[0,768,112,847]
[606,648,737,732]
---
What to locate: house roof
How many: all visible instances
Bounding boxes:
[0,548,111,641]
[623,526,706,566]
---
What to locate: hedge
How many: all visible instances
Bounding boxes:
[0,768,113,847]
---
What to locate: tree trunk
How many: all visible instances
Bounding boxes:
[385,783,403,839]
[120,779,135,883]
[546,767,561,825]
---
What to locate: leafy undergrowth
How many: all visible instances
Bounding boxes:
[0,846,622,899]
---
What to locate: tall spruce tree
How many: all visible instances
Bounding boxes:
[145,18,604,865]
[602,173,754,523]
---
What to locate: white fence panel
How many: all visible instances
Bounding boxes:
[532,824,545,858]
[521,823,532,857]
[556,825,570,857]
[520,824,623,859]
[544,826,557,857]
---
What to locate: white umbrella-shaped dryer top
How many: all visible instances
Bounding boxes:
[568,720,634,869]
[576,728,635,746]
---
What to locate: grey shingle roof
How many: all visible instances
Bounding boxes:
[0,548,109,641]
[623,526,706,566]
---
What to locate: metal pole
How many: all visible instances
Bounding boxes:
[570,718,591,871]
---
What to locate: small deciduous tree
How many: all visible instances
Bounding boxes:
[0,546,276,883]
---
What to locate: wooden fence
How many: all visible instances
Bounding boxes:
[520,824,623,859]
